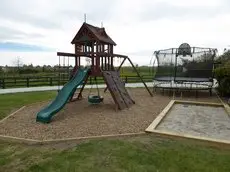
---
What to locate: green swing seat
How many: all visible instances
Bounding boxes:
[88,95,104,104]
[88,77,103,104]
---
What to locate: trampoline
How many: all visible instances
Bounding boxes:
[153,43,217,95]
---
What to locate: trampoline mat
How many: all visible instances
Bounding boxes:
[154,76,212,82]
[175,77,212,82]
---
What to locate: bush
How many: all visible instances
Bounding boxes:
[215,67,230,96]
[19,68,39,74]
[214,51,230,96]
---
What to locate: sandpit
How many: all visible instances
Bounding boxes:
[0,88,220,141]
[151,102,230,143]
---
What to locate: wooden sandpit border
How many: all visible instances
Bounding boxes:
[145,100,230,146]
[0,132,146,145]
[0,99,51,124]
[0,106,26,124]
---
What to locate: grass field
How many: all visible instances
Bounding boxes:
[0,91,56,119]
[1,135,230,172]
[0,66,155,89]
[1,91,230,172]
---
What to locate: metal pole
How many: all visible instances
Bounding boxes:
[84,14,87,22]
[68,56,70,78]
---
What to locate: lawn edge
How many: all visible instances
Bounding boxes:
[0,106,26,123]
[0,132,146,145]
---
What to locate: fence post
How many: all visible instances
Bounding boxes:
[2,79,5,89]
[50,77,53,86]
[125,76,128,83]
[26,78,29,87]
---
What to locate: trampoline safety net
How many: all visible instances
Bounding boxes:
[153,43,217,90]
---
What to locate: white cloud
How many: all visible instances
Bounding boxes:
[165,0,220,7]
[0,0,229,66]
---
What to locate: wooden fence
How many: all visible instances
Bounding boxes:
[0,75,153,89]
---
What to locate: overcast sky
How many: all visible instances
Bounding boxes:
[0,0,229,66]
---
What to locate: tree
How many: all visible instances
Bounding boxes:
[28,63,33,68]
[12,57,23,71]
[218,50,230,63]
[214,50,230,96]
[0,66,3,74]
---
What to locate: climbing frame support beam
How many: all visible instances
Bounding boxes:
[126,57,153,97]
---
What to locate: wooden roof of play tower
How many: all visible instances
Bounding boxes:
[71,22,116,45]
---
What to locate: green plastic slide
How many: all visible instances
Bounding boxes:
[36,68,89,123]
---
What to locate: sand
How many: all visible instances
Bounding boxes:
[156,104,230,141]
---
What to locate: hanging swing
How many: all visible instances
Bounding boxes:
[88,77,104,104]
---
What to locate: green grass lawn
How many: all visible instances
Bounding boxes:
[1,91,230,172]
[0,91,56,119]
[1,137,230,172]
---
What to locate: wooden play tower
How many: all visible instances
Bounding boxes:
[57,22,153,110]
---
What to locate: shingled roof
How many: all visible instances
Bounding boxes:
[71,22,116,45]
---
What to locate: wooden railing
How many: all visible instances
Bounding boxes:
[0,75,153,89]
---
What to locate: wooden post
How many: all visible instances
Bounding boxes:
[78,56,81,67]
[102,44,105,52]
[75,42,80,68]
[2,78,5,89]
[127,57,153,97]
[26,78,29,87]
[76,74,89,100]
[117,57,126,71]
[70,74,89,102]
[105,56,107,70]
[103,56,105,70]
[58,55,61,90]
[174,48,178,81]
[50,77,53,86]
[108,44,110,53]
[96,43,100,73]
[108,56,111,70]
[74,57,77,68]
[111,45,113,54]
[91,45,94,72]
[91,44,94,53]
[111,56,114,70]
